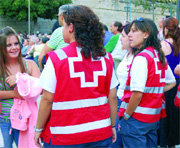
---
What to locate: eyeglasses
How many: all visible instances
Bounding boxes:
[136,17,144,22]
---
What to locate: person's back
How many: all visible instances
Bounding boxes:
[35,5,118,148]
[162,40,180,78]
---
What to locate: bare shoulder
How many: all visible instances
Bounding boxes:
[161,40,172,56]
[26,59,37,68]
[25,59,40,77]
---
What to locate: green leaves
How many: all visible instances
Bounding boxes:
[133,0,176,14]
[0,0,72,21]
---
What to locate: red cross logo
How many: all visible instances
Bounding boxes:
[154,51,166,83]
[68,48,106,87]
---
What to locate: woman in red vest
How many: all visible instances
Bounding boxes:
[118,18,176,148]
[34,5,118,148]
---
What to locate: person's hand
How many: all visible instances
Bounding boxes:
[5,75,17,87]
[112,127,117,143]
[14,90,24,100]
[38,54,44,70]
[34,132,43,148]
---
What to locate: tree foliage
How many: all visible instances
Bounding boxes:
[133,0,177,14]
[0,0,72,21]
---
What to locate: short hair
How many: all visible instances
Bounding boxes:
[42,37,49,43]
[114,21,123,32]
[58,4,71,16]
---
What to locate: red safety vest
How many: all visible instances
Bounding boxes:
[119,47,167,123]
[174,84,180,108]
[41,42,114,145]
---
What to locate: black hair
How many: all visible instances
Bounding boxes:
[130,18,166,64]
[42,37,49,43]
[123,23,130,35]
[63,5,106,59]
[104,25,108,31]
[114,21,123,33]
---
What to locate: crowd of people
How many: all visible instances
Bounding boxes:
[0,3,179,148]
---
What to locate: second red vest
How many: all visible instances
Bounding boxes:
[119,47,167,123]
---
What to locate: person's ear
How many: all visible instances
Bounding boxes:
[69,23,74,33]
[144,32,149,39]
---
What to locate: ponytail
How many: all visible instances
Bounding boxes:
[173,26,180,56]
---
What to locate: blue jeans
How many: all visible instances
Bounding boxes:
[120,117,159,148]
[44,137,112,148]
[0,118,19,148]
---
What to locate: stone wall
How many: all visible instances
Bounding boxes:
[0,16,57,34]
[72,0,174,29]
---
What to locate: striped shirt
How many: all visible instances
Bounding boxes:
[47,27,68,50]
[0,60,29,120]
[0,80,14,120]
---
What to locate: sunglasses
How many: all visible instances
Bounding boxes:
[136,17,144,22]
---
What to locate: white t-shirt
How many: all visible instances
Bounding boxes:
[130,56,176,92]
[40,58,119,93]
[116,52,134,99]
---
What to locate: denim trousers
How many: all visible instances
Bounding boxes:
[0,118,19,148]
[43,137,112,148]
[120,117,159,148]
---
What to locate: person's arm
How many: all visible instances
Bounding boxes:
[34,90,54,147]
[38,43,53,70]
[163,65,177,92]
[164,83,176,92]
[124,56,147,119]
[174,64,180,76]
[124,91,143,120]
[108,87,117,143]
[27,59,41,78]
[34,58,56,147]
[0,90,21,100]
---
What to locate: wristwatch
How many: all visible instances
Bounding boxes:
[34,126,44,133]
[124,112,130,120]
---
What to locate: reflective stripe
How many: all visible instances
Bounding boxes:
[120,102,161,115]
[141,49,154,58]
[177,91,180,99]
[50,118,111,134]
[54,49,67,60]
[52,96,108,110]
[144,87,164,93]
[125,86,164,94]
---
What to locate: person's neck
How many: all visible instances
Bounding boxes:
[70,38,76,43]
[6,59,19,66]
[127,50,133,58]
[114,32,120,35]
